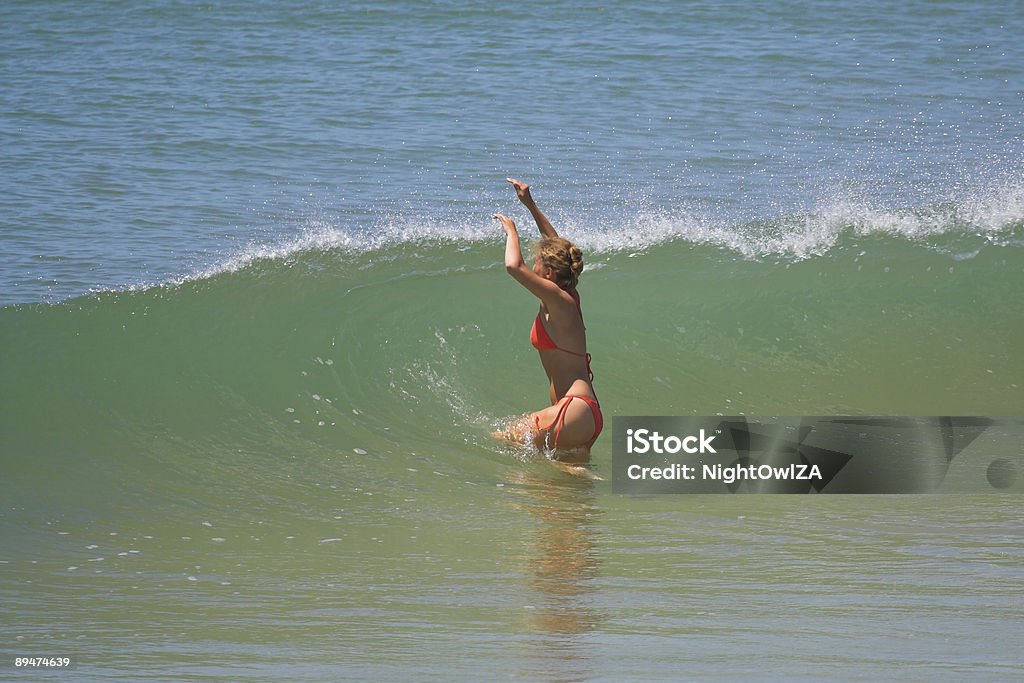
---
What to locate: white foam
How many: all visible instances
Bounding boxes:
[568,182,1024,259]
[129,180,1024,293]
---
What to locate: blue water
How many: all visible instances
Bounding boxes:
[2,0,1021,304]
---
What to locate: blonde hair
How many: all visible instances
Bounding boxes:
[537,237,584,291]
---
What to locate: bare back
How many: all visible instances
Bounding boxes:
[532,291,596,404]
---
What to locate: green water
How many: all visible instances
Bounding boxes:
[2,236,1023,680]
[3,493,1021,680]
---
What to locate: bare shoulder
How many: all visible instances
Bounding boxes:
[545,287,579,313]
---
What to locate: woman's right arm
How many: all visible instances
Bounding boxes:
[506,178,558,238]
[494,213,564,303]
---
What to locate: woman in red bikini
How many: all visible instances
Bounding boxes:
[492,178,603,461]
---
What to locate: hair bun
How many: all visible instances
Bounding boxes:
[569,246,584,275]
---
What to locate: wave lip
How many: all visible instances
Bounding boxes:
[568,183,1024,260]
[184,185,1024,289]
[19,182,1022,304]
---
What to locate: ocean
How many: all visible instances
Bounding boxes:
[2,0,1022,680]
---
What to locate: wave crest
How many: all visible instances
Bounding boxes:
[134,181,1024,294]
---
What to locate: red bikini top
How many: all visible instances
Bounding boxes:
[530,290,594,380]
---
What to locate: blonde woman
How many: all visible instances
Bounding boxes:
[493,179,602,460]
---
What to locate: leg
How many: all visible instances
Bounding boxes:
[491,414,539,447]
[550,458,604,480]
[492,396,596,451]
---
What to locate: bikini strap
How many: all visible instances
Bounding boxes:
[572,290,592,380]
[551,397,574,449]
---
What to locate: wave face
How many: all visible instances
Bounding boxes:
[2,220,1021,678]
[3,199,1022,515]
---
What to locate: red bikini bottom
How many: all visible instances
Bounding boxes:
[535,394,603,449]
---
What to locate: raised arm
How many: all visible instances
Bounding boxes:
[506,178,558,238]
[493,213,564,303]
